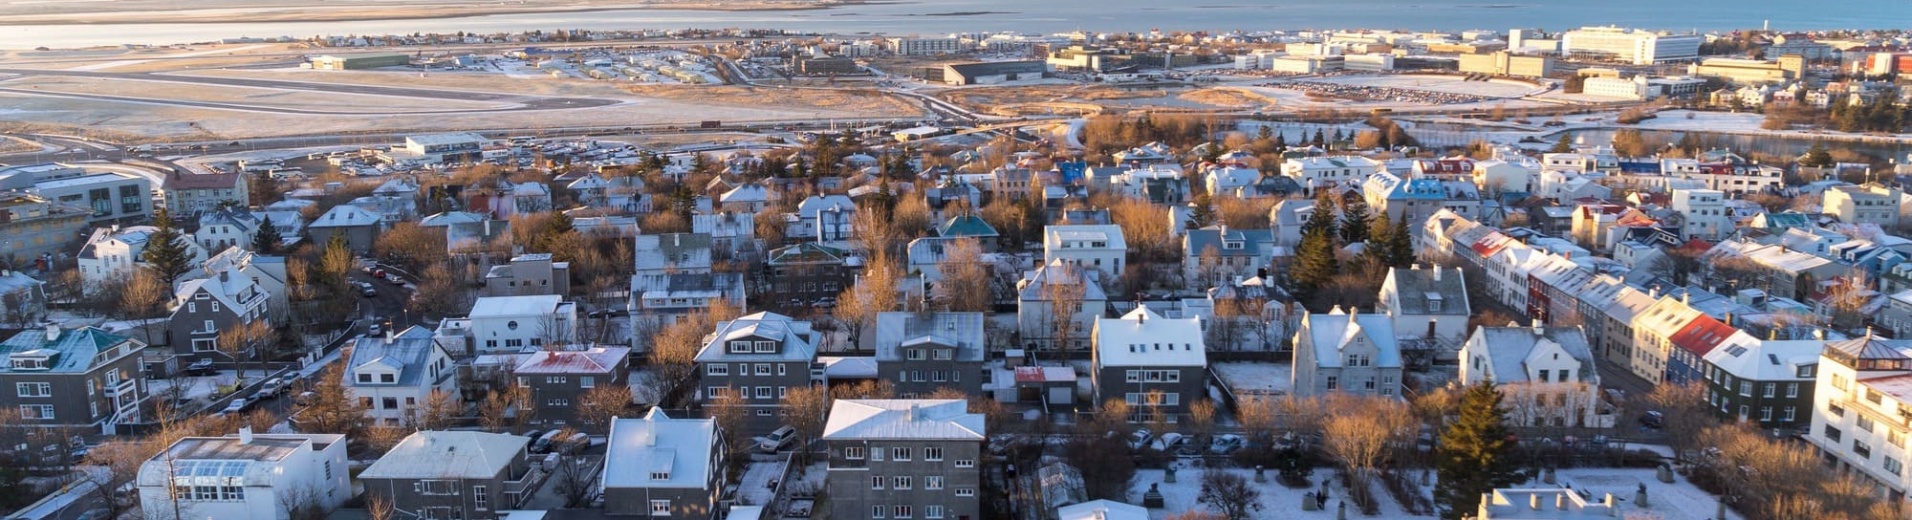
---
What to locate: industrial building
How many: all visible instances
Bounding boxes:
[797,56,860,75]
[308,53,411,70]
[1457,51,1554,78]
[940,60,1048,85]
[1581,75,1707,100]
[1561,26,1702,65]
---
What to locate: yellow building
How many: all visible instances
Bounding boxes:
[1457,51,1554,78]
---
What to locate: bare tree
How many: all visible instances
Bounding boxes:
[1187,399,1217,445]
[296,361,367,436]
[550,452,599,508]
[1643,381,1715,462]
[1321,395,1413,511]
[480,385,529,432]
[705,388,750,477]
[576,384,634,433]
[934,238,992,312]
[780,385,830,464]
[118,270,169,347]
[366,493,397,520]
[833,252,900,350]
[1198,470,1264,520]
[361,425,410,457]
[408,389,460,431]
[1042,267,1086,354]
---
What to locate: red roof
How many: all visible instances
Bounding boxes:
[1470,232,1514,258]
[1669,316,1735,357]
[1416,159,1474,174]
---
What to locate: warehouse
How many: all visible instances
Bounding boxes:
[309,53,412,70]
[941,60,1048,85]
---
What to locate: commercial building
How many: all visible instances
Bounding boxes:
[1045,45,1131,72]
[797,56,860,75]
[1561,26,1701,65]
[0,164,151,225]
[0,192,90,267]
[1689,56,1804,84]
[309,53,411,70]
[823,399,984,520]
[1458,52,1555,77]
[940,60,1047,85]
[402,133,489,164]
[135,429,350,520]
[894,37,962,56]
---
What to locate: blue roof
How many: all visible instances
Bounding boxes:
[937,215,999,238]
[1617,160,1661,174]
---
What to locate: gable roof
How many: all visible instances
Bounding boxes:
[1300,308,1401,369]
[360,431,526,480]
[821,399,985,441]
[872,312,985,362]
[602,409,716,490]
[162,171,242,191]
[1468,326,1596,384]
[345,326,445,388]
[1704,332,1821,382]
[695,312,818,362]
[1093,307,1206,368]
[514,347,629,375]
[309,204,382,228]
[1381,266,1469,316]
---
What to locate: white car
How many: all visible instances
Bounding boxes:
[219,397,249,415]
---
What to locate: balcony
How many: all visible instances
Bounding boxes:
[103,379,135,398]
[504,465,546,507]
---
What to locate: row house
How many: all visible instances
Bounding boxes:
[695,312,819,435]
[1701,331,1820,430]
[1628,296,1704,385]
[1665,314,1736,385]
[1703,239,1846,302]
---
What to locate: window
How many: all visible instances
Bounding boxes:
[892,447,911,461]
[650,471,670,480]
[873,505,886,518]
[707,364,729,376]
[1825,425,1843,443]
[1786,383,1799,398]
[1856,440,1873,459]
[1739,381,1752,397]
[755,387,771,399]
[356,373,372,383]
[18,405,52,420]
[1891,457,1906,477]
[1763,383,1775,398]
[580,376,595,388]
[707,387,726,398]
[192,338,216,352]
[778,364,787,376]
[871,476,885,490]
[14,383,49,397]
[418,480,459,495]
[1326,376,1338,390]
[926,505,944,519]
[650,500,671,515]
[380,373,395,383]
[473,486,488,510]
[907,349,926,361]
[954,487,975,497]
[1538,369,1549,382]
[893,476,912,489]
[926,476,944,489]
[954,459,974,468]
[844,447,866,460]
[894,506,913,519]
[382,397,398,410]
[1759,407,1772,421]
[756,364,772,376]
[1859,415,1875,433]
[924,447,943,461]
[755,341,776,353]
[728,341,751,354]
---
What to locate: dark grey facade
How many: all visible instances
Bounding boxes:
[872,312,986,398]
[513,348,630,431]
[823,400,984,520]
[359,433,539,520]
[0,326,147,457]
[694,313,820,436]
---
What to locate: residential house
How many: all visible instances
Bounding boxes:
[75,225,207,295]
[0,325,147,443]
[167,269,271,363]
[1043,225,1126,277]
[1016,260,1108,352]
[1700,331,1819,430]
[160,171,248,217]
[761,243,856,309]
[194,208,265,253]
[1805,333,1912,502]
[1472,159,1532,194]
[631,233,746,333]
[0,271,46,327]
[601,409,725,518]
[1628,296,1703,385]
[306,205,384,253]
[1666,314,1736,385]
[691,212,756,259]
[1460,324,1607,429]
[466,295,577,355]
[719,183,776,214]
[1826,184,1902,229]
[1376,265,1470,364]
[1282,156,1381,193]
[343,326,458,427]
[483,253,571,297]
[1670,188,1733,240]
[823,399,984,520]
[695,312,820,434]
[1203,166,1261,198]
[1091,307,1207,417]
[1292,307,1403,397]
[135,429,350,520]
[1268,199,1317,249]
[514,347,630,429]
[1702,239,1845,301]
[360,431,539,520]
[935,215,1000,248]
[1181,227,1276,288]
[872,312,985,397]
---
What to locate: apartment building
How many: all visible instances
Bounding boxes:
[0,325,147,443]
[872,312,985,397]
[823,399,984,520]
[695,312,819,435]
[1825,185,1903,229]
[1092,307,1208,417]
[601,409,725,518]
[360,431,538,520]
[1043,225,1126,277]
[160,171,248,217]
[1806,334,1912,502]
[513,347,629,429]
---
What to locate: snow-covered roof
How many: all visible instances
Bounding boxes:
[1058,500,1149,520]
[309,204,382,228]
[695,312,817,363]
[0,326,136,374]
[821,399,985,441]
[1703,332,1821,383]
[360,431,526,480]
[469,294,564,318]
[601,409,715,490]
[1300,308,1400,369]
[345,326,445,388]
[1467,326,1596,384]
[1046,225,1128,249]
[872,312,985,362]
[819,356,879,379]
[1093,307,1206,368]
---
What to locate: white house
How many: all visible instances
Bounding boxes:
[1203,166,1261,198]
[1472,159,1532,194]
[1460,324,1608,428]
[1376,265,1470,362]
[1016,260,1108,352]
[75,225,207,295]
[468,295,577,354]
[1282,156,1381,192]
[1043,225,1127,277]
[1292,307,1403,397]
[343,326,459,427]
[136,428,350,520]
[1670,188,1733,240]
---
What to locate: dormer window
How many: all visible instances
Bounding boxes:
[650,471,670,480]
[754,341,776,353]
[907,349,926,361]
[381,373,395,383]
[357,373,372,383]
[10,358,45,371]
[729,341,751,354]
[1223,241,1243,250]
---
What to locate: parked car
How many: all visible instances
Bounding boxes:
[560,432,591,454]
[385,273,405,285]
[1150,432,1187,452]
[258,377,286,397]
[1128,428,1154,451]
[532,429,567,454]
[366,322,383,336]
[370,268,386,278]
[756,425,797,453]
[1208,434,1245,455]
[219,397,250,415]
[293,391,316,406]
[184,359,216,376]
[360,284,378,297]
[1640,410,1665,429]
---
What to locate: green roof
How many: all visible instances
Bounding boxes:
[0,327,133,373]
[937,215,999,238]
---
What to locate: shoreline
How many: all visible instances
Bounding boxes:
[0,1,875,27]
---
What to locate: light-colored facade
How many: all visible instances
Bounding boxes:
[466,295,577,355]
[1826,185,1902,229]
[1043,225,1126,277]
[1561,26,1701,65]
[1291,307,1403,397]
[136,430,350,520]
[1670,188,1732,240]
[1282,156,1381,192]
[1460,325,1607,428]
[343,326,458,427]
[1806,335,1912,502]
[1016,260,1108,352]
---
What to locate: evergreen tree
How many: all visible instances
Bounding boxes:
[251,215,282,254]
[1548,134,1573,153]
[1202,142,1224,164]
[1310,128,1326,148]
[1338,199,1371,244]
[1436,382,1523,519]
[533,211,576,255]
[141,209,192,286]
[1186,194,1217,230]
[1364,212,1395,265]
[1273,133,1288,152]
[1291,193,1340,295]
[1256,125,1273,141]
[1386,212,1415,268]
[1802,141,1833,168]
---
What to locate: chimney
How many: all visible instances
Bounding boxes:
[43,323,58,342]
[1532,319,1544,335]
[1556,493,1567,510]
[238,426,254,445]
[1411,263,1421,270]
[907,404,919,422]
[1427,319,1437,342]
[1432,266,1442,282]
[1530,493,1542,510]
[1682,291,1691,305]
[385,324,396,344]
[1814,329,1826,340]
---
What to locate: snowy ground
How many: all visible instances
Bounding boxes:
[1212,362,1295,397]
[1124,465,1736,520]
[736,458,788,508]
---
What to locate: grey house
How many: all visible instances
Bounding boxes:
[166,271,270,364]
[824,399,984,520]
[359,431,540,520]
[513,347,630,430]
[872,312,986,397]
[694,312,820,435]
[483,253,571,297]
[0,325,147,446]
[1701,334,1821,430]
[1091,307,1209,418]
[601,409,725,519]
[306,204,383,252]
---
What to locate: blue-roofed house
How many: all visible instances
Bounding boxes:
[1182,226,1276,288]
[0,325,148,438]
